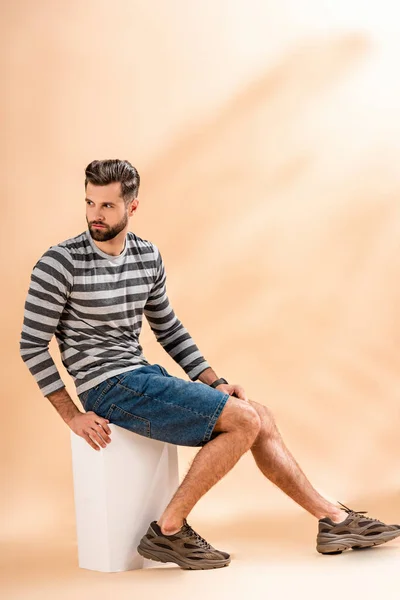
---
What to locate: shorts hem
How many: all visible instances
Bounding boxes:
[201,392,230,444]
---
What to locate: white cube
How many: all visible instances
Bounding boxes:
[70,423,180,572]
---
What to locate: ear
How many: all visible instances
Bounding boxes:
[129,198,139,215]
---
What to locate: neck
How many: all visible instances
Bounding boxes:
[90,229,127,256]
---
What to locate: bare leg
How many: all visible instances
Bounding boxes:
[158,397,261,535]
[248,400,347,523]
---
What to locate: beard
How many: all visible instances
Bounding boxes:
[87,211,128,242]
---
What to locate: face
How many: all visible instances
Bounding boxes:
[85,182,137,242]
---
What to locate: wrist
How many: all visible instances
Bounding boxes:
[64,410,81,426]
[210,377,229,389]
[46,387,81,425]
[197,367,219,386]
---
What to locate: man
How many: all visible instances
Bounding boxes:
[20,159,400,570]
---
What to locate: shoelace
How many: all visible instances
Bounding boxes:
[338,501,381,523]
[183,521,211,549]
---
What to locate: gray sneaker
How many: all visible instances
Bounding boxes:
[317,501,400,554]
[137,519,231,570]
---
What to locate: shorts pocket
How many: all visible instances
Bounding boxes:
[105,403,151,438]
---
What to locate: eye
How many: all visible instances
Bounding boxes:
[85,201,113,208]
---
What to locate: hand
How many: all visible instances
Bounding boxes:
[68,411,112,451]
[216,383,249,403]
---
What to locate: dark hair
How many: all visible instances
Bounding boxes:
[85,159,140,205]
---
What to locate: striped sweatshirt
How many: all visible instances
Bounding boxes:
[19,229,210,397]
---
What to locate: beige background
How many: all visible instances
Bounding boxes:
[2,1,400,598]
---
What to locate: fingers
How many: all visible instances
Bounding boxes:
[93,421,112,443]
[82,429,111,450]
[89,427,108,449]
[82,413,112,451]
[93,415,112,435]
[234,386,248,403]
[86,411,111,433]
[83,432,102,451]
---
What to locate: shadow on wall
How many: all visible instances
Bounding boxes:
[137,32,372,334]
[140,33,370,249]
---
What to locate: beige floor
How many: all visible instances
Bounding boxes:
[3,496,400,600]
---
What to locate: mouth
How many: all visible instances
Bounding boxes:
[92,224,106,229]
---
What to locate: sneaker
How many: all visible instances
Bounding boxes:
[317,501,400,555]
[137,519,231,570]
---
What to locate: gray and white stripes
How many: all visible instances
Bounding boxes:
[19,229,210,396]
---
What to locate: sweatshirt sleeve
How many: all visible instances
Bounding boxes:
[19,246,74,397]
[143,245,210,381]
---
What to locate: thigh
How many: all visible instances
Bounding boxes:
[84,364,231,447]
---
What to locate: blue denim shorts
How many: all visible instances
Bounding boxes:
[78,364,230,447]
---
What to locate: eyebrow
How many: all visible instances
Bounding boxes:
[85,198,116,205]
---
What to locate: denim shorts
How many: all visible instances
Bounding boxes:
[78,364,231,447]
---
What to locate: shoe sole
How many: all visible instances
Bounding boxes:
[317,529,400,555]
[137,537,231,570]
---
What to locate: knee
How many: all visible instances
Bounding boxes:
[214,396,261,439]
[248,400,277,438]
[232,398,262,439]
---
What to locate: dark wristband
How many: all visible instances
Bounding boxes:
[210,378,228,388]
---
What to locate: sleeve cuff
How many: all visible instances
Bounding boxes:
[188,362,211,382]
